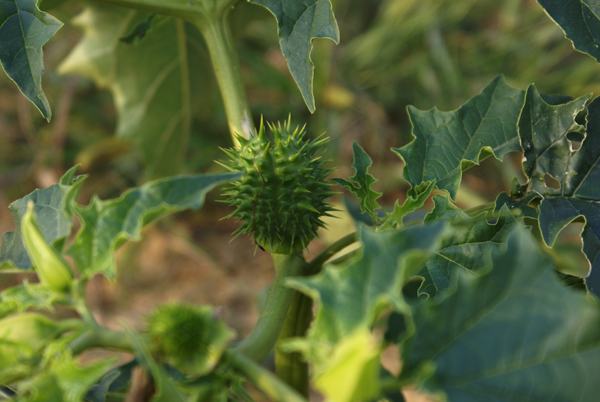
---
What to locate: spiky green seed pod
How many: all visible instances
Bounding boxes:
[146,304,234,375]
[219,118,336,255]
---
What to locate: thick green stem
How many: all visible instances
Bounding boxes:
[192,12,254,146]
[69,327,134,355]
[234,254,307,362]
[275,292,312,397]
[225,349,308,402]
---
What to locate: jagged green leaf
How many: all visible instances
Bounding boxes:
[417,195,519,298]
[0,0,62,120]
[286,223,447,401]
[538,0,600,63]
[0,281,58,319]
[519,85,591,197]
[67,172,241,280]
[381,181,435,229]
[0,166,86,271]
[539,197,600,293]
[332,142,382,222]
[393,76,525,200]
[58,5,202,178]
[519,90,600,294]
[250,0,339,113]
[402,228,600,402]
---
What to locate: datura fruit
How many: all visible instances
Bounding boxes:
[220,118,336,255]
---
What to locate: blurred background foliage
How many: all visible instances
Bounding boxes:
[0,0,596,332]
[2,0,599,202]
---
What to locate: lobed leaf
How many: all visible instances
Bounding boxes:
[0,281,58,319]
[381,181,435,229]
[538,0,600,63]
[332,142,382,222]
[286,223,447,401]
[393,76,525,200]
[67,172,241,280]
[250,0,339,113]
[402,228,600,402]
[0,166,86,271]
[59,5,202,178]
[0,0,62,120]
[418,195,519,298]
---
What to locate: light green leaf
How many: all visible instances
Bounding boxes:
[59,5,202,178]
[0,166,86,271]
[0,0,62,120]
[402,228,600,402]
[418,195,519,298]
[381,181,435,229]
[0,281,58,319]
[313,328,380,402]
[67,172,241,280]
[0,340,37,384]
[286,223,447,370]
[332,142,382,222]
[250,0,339,113]
[393,76,525,200]
[538,0,600,63]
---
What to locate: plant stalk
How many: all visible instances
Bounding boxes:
[275,292,312,397]
[308,231,358,274]
[192,12,254,146]
[225,349,308,402]
[234,253,307,362]
[69,327,134,355]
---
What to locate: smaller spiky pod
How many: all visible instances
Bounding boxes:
[219,118,336,255]
[146,304,234,375]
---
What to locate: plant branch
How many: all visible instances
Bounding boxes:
[308,231,358,274]
[225,349,308,402]
[234,254,307,362]
[69,327,134,355]
[275,291,312,397]
[463,201,496,217]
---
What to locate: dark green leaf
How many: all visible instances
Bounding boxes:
[332,142,382,222]
[0,166,86,271]
[85,359,137,402]
[250,0,339,113]
[67,172,240,280]
[494,192,539,219]
[0,0,62,120]
[120,14,167,44]
[538,0,600,63]
[59,5,203,178]
[539,197,600,294]
[402,228,600,402]
[519,85,591,197]
[393,76,525,200]
[556,271,588,293]
[418,195,519,298]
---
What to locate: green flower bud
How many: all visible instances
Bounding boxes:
[21,202,73,295]
[219,118,336,254]
[146,304,234,375]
